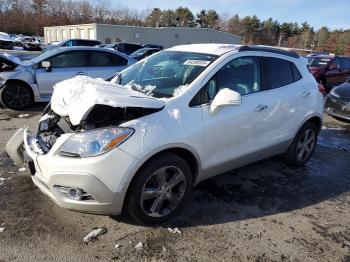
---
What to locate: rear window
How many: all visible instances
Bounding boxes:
[264,57,301,89]
[307,57,331,67]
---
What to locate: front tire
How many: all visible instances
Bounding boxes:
[126,153,192,225]
[284,122,318,167]
[0,82,33,110]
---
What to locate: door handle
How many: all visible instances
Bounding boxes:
[302,90,311,97]
[255,104,268,111]
[76,72,86,75]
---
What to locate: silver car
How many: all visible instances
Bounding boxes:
[0,47,136,109]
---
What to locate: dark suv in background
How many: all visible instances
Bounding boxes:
[307,55,350,91]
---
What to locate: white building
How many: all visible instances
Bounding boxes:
[44,23,241,47]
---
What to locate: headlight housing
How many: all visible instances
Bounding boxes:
[59,127,134,158]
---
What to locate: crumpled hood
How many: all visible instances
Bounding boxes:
[51,75,165,126]
[0,53,29,66]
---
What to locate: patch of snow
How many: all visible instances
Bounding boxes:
[0,227,5,233]
[18,114,30,119]
[39,113,54,123]
[83,227,107,244]
[124,83,156,97]
[172,84,189,97]
[135,242,143,250]
[167,227,181,234]
[51,76,164,125]
[18,167,26,172]
[115,244,121,249]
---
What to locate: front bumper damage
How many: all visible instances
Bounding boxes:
[324,95,350,121]
[6,127,138,215]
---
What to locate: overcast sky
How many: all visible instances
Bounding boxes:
[116,0,350,30]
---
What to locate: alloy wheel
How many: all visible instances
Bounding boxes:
[140,166,186,218]
[296,128,316,162]
[2,85,31,109]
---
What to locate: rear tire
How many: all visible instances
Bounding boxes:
[126,153,192,225]
[284,122,318,167]
[0,82,33,110]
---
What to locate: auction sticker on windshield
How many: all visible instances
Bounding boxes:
[183,60,211,66]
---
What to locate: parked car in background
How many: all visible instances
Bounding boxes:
[0,47,136,109]
[130,47,161,61]
[106,42,143,55]
[14,36,44,51]
[143,44,164,49]
[5,44,323,224]
[307,55,350,91]
[95,44,108,48]
[45,39,102,51]
[324,78,350,121]
[0,32,14,49]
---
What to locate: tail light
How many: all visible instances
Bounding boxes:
[318,83,326,95]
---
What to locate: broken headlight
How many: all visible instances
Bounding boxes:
[59,127,134,158]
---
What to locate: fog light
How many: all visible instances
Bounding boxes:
[54,186,95,201]
[68,188,83,200]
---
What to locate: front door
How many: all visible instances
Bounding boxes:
[200,56,267,178]
[35,50,88,96]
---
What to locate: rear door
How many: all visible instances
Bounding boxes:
[35,50,88,96]
[87,50,129,79]
[259,56,307,147]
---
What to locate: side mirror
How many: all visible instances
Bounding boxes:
[41,61,51,72]
[210,88,241,114]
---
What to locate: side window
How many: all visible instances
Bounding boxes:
[48,51,88,68]
[291,63,302,81]
[90,52,127,67]
[264,57,294,89]
[330,58,340,69]
[64,40,74,47]
[340,58,350,69]
[207,56,261,100]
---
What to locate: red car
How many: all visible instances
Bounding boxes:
[307,55,350,91]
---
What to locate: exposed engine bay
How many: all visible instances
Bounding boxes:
[34,75,166,153]
[36,103,161,153]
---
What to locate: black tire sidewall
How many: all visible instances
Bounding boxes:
[126,153,192,225]
[0,82,33,110]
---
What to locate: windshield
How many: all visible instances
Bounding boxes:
[113,51,217,98]
[30,49,60,64]
[307,57,332,67]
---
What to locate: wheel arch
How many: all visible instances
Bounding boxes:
[3,79,34,96]
[122,145,200,211]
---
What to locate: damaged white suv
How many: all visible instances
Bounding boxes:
[6,44,324,224]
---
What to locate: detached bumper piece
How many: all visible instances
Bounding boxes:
[325,95,350,121]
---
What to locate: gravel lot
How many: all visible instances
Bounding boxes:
[0,105,350,262]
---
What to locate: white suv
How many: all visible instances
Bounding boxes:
[6,44,324,224]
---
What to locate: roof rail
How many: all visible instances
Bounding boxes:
[238,45,300,58]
